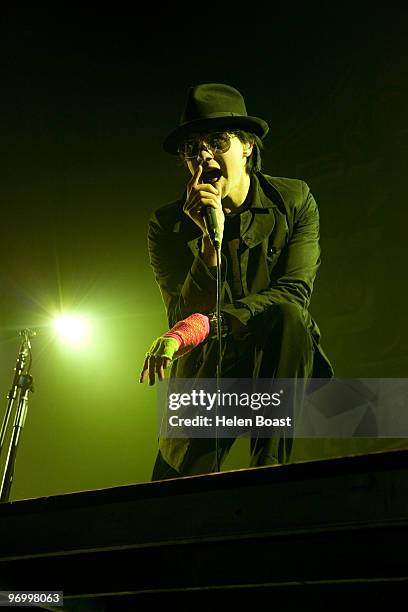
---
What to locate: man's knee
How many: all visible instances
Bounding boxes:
[273,302,305,325]
[257,302,307,335]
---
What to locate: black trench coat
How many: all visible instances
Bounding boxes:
[148,172,334,470]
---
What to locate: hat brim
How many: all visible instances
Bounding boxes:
[163,115,269,155]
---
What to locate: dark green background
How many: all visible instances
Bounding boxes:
[1,5,407,500]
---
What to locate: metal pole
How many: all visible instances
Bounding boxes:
[0,330,35,503]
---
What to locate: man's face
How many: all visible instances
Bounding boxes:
[180,131,253,199]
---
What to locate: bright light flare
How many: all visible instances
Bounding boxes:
[53,314,92,348]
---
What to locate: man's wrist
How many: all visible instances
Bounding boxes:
[207,312,229,338]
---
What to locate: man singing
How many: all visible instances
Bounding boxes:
[140,83,333,480]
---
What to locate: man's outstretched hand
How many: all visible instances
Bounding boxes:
[139,336,180,386]
[139,312,212,386]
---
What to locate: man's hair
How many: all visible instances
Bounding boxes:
[233,130,263,174]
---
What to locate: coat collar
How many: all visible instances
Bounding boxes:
[186,172,288,255]
[239,173,276,248]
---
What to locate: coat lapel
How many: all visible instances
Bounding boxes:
[183,173,289,258]
[241,174,289,250]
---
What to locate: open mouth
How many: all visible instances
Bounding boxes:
[201,168,222,184]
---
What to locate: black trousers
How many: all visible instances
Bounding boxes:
[152,302,314,481]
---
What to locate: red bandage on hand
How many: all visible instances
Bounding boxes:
[163,313,210,357]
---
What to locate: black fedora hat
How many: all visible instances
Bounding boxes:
[163,83,269,155]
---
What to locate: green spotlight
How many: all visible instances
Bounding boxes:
[53,314,92,348]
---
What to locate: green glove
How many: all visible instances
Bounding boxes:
[139,336,180,385]
[146,336,180,360]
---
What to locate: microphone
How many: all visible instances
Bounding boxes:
[203,206,222,249]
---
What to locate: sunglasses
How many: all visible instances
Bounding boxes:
[178,132,236,159]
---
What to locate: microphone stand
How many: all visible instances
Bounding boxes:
[203,209,223,472]
[0,329,35,503]
[215,245,222,472]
